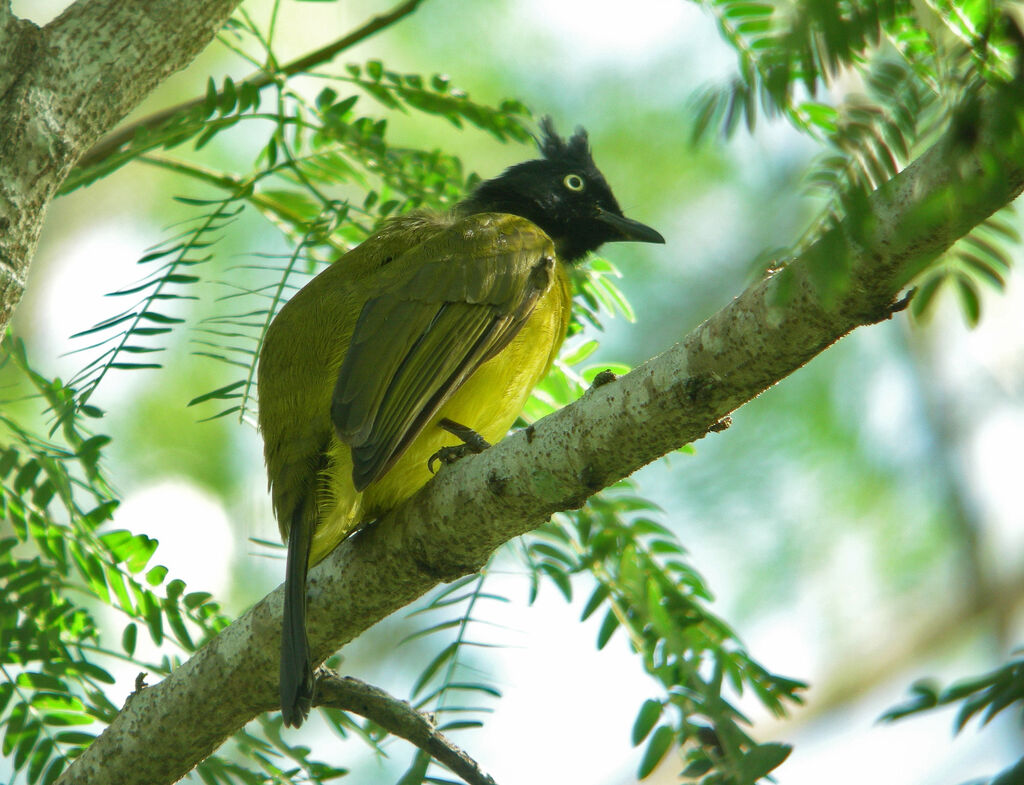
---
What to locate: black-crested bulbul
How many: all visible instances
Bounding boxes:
[258,119,664,726]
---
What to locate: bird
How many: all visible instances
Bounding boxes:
[257,118,664,727]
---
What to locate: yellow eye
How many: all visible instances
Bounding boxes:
[563,173,585,192]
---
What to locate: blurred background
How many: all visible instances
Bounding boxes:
[7,0,1024,782]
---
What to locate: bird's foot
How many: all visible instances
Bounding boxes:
[428,418,491,473]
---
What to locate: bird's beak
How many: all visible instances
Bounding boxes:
[596,208,665,245]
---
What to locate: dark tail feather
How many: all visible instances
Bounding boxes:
[280,503,314,727]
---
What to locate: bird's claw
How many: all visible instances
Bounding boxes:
[428,418,492,474]
[428,444,472,473]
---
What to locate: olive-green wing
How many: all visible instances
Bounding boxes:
[331,214,556,490]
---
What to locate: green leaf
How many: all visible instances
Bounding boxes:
[400,618,463,645]
[13,720,40,771]
[560,339,599,366]
[54,731,95,745]
[539,562,572,601]
[18,672,66,691]
[236,80,259,113]
[396,751,430,785]
[909,275,943,320]
[529,542,574,566]
[30,480,55,509]
[316,86,338,109]
[98,529,131,557]
[631,699,663,746]
[737,742,792,781]
[135,586,163,644]
[77,435,111,466]
[42,757,66,785]
[69,543,108,602]
[109,358,164,368]
[121,623,138,656]
[40,711,89,727]
[218,77,237,115]
[160,580,184,603]
[0,447,19,477]
[437,719,484,732]
[164,603,194,651]
[411,642,458,699]
[67,660,115,685]
[182,590,212,609]
[580,582,609,621]
[954,275,981,327]
[329,95,359,121]
[416,682,502,704]
[959,251,1006,290]
[361,81,401,109]
[637,724,674,778]
[989,755,1024,785]
[14,459,40,493]
[203,77,218,117]
[681,755,713,777]
[0,683,14,715]
[105,566,133,613]
[139,311,185,324]
[596,607,620,650]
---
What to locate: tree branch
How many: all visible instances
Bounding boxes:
[54,88,1024,785]
[0,6,35,100]
[316,673,497,785]
[71,0,425,176]
[0,0,242,332]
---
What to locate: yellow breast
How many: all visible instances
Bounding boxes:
[309,262,572,564]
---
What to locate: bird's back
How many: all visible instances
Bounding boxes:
[257,211,458,544]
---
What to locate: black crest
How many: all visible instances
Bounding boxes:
[537,117,593,168]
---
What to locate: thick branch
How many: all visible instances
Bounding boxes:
[55,92,1024,785]
[0,6,35,99]
[0,0,241,333]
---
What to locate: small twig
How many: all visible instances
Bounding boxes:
[122,672,149,710]
[73,0,425,172]
[708,415,731,432]
[314,671,498,785]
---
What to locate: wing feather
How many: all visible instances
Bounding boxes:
[331,214,555,490]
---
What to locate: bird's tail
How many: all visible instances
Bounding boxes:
[281,502,314,727]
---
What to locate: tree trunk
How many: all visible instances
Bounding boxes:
[0,0,241,331]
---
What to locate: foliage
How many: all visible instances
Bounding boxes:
[693,0,1023,321]
[881,654,1024,785]
[0,337,377,784]
[4,0,1024,784]
[523,486,804,783]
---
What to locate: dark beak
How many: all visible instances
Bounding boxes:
[596,208,665,245]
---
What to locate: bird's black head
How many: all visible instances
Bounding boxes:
[459,118,664,263]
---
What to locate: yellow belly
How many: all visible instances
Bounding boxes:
[308,268,570,565]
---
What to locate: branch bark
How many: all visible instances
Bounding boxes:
[54,88,1024,785]
[0,0,242,333]
[316,673,497,785]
